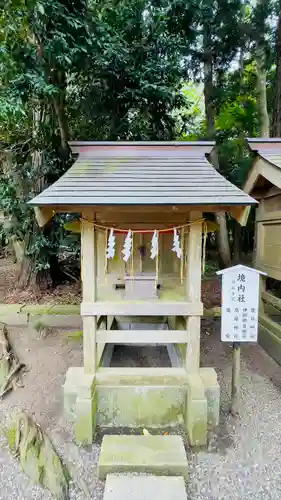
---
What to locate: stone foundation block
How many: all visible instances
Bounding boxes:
[98,435,188,480]
[75,392,97,445]
[97,385,185,428]
[29,314,82,330]
[185,373,207,446]
[199,367,220,428]
[103,475,187,500]
[63,367,96,444]
[0,313,28,327]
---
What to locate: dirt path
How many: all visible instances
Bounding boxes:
[1,321,281,499]
[0,257,17,302]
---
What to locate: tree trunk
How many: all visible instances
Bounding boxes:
[52,71,70,157]
[232,221,242,264]
[215,212,231,267]
[256,46,270,137]
[272,1,281,136]
[17,222,54,291]
[203,36,215,137]
[17,107,48,290]
[18,77,70,290]
[203,30,232,267]
[17,229,37,289]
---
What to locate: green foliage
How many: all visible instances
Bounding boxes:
[0,0,278,281]
[0,0,197,285]
[68,0,192,140]
[3,425,17,453]
[211,60,260,186]
[65,330,83,341]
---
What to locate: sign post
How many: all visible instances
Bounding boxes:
[231,341,241,415]
[217,265,266,415]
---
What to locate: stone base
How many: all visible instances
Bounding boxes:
[199,367,220,428]
[63,367,96,445]
[98,435,188,480]
[63,365,220,447]
[185,373,207,446]
[103,475,187,500]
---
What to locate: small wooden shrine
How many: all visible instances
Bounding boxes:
[29,141,255,445]
[244,138,281,364]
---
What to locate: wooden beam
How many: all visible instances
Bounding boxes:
[243,158,262,194]
[259,313,281,339]
[243,156,281,200]
[255,262,281,281]
[35,203,254,217]
[81,208,97,374]
[263,186,281,198]
[254,200,265,268]
[256,209,281,222]
[185,211,202,372]
[262,291,281,311]
[260,162,281,190]
[229,206,252,226]
[81,301,203,317]
[97,317,107,366]
[34,207,55,227]
[96,329,189,344]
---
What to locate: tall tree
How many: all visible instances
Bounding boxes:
[0,0,94,286]
[273,0,281,135]
[0,0,196,287]
[252,0,271,136]
[200,0,243,267]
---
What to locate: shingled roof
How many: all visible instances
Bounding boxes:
[244,138,281,194]
[29,141,256,207]
[247,138,281,168]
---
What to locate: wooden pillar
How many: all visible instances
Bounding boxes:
[185,211,202,372]
[81,208,97,374]
[254,200,266,313]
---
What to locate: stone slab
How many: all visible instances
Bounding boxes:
[64,367,95,398]
[0,304,22,314]
[96,367,188,386]
[97,385,185,428]
[22,304,80,315]
[75,392,97,445]
[0,313,28,326]
[199,367,220,428]
[29,314,82,329]
[185,373,207,446]
[103,475,187,500]
[98,435,188,480]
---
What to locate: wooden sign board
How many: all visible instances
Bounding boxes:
[217,265,266,343]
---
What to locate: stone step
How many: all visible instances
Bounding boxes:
[97,435,188,480]
[103,474,187,500]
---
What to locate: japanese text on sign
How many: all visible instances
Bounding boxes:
[217,266,264,343]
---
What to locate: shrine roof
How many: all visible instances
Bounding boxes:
[29,141,256,207]
[244,138,281,195]
[247,138,281,170]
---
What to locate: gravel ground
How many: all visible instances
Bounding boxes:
[1,320,281,499]
[187,319,281,500]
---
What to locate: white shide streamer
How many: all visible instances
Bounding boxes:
[122,229,133,262]
[106,228,116,259]
[150,230,158,259]
[172,227,182,258]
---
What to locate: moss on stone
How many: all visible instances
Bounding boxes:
[75,393,97,445]
[64,330,83,341]
[97,386,185,428]
[98,435,188,480]
[4,425,17,452]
